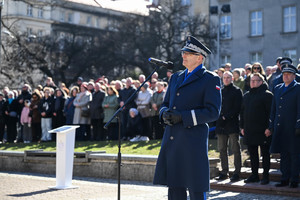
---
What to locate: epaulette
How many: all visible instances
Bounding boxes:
[206,70,218,77]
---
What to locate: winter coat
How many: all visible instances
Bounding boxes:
[20,107,32,124]
[269,81,300,153]
[73,91,92,124]
[52,96,66,128]
[233,77,245,92]
[102,94,119,123]
[135,89,152,118]
[0,99,6,120]
[90,90,105,119]
[39,97,53,118]
[3,99,19,123]
[150,90,165,116]
[240,83,273,145]
[64,97,76,125]
[153,66,221,192]
[30,99,41,123]
[271,73,300,93]
[215,83,243,135]
[119,86,137,110]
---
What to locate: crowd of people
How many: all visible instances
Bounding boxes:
[0,54,299,189]
[214,57,300,188]
[0,70,173,144]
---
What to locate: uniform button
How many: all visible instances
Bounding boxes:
[187,126,191,129]
[173,106,176,109]
[170,136,174,140]
[176,93,180,96]
[277,123,280,126]
[280,97,283,100]
[278,115,280,117]
[279,106,282,109]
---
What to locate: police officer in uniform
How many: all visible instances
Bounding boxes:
[153,36,222,200]
[266,64,300,188]
[270,57,300,92]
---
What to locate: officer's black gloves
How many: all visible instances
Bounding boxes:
[162,109,182,126]
[295,129,300,136]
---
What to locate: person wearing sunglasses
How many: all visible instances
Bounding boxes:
[251,62,267,81]
[153,36,221,200]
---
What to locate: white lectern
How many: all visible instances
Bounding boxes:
[49,125,79,189]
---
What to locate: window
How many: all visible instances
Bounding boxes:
[68,13,74,23]
[220,15,231,39]
[27,28,33,36]
[38,7,43,18]
[283,6,296,32]
[87,16,92,26]
[221,55,231,65]
[60,11,65,22]
[37,30,43,37]
[250,52,262,64]
[181,0,190,6]
[283,49,297,64]
[250,11,262,36]
[95,18,100,28]
[27,5,33,16]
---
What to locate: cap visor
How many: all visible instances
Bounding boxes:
[181,47,198,53]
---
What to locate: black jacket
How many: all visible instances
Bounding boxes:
[119,86,137,110]
[90,90,105,119]
[39,97,53,118]
[216,83,243,135]
[240,83,273,145]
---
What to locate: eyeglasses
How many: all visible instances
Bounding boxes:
[253,67,261,70]
[181,51,201,56]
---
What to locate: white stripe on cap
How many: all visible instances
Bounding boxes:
[191,110,197,126]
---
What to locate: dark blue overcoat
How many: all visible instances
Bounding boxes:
[269,81,300,153]
[153,66,221,192]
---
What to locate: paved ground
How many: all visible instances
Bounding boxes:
[0,172,299,200]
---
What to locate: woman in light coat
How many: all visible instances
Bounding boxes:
[102,86,119,140]
[73,82,92,141]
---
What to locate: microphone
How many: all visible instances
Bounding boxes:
[148,57,174,69]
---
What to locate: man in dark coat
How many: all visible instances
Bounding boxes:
[215,71,242,182]
[119,77,137,140]
[153,36,221,200]
[0,93,6,143]
[240,73,273,185]
[266,64,300,188]
[90,83,105,141]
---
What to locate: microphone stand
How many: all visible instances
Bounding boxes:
[104,64,160,200]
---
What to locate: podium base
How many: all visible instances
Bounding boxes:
[49,185,79,190]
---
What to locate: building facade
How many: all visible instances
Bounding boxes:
[209,0,300,70]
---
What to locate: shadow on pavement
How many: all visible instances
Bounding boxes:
[8,188,58,197]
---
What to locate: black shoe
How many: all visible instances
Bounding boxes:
[290,182,298,188]
[260,178,269,185]
[216,173,228,180]
[230,174,240,182]
[244,174,260,183]
[275,180,289,187]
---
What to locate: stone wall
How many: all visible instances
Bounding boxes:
[0,150,219,182]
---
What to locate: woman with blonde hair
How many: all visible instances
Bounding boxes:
[102,86,119,140]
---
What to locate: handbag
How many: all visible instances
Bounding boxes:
[81,107,90,117]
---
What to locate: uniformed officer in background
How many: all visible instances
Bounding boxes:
[153,36,222,200]
[270,57,300,92]
[265,64,300,188]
